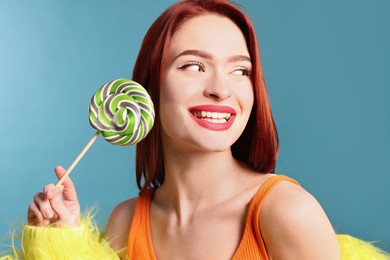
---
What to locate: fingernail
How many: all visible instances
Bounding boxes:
[45,210,53,219]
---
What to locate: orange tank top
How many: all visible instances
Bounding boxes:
[127,175,299,259]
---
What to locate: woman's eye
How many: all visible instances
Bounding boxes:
[178,62,204,72]
[232,67,251,76]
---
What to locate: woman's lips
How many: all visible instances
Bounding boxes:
[188,105,236,131]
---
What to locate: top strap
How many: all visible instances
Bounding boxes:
[252,175,300,215]
[232,174,299,260]
[127,189,156,260]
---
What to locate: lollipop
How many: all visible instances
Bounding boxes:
[56,78,155,186]
[89,78,155,146]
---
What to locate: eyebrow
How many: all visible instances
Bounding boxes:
[174,49,251,63]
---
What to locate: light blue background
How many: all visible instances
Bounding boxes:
[1,0,389,251]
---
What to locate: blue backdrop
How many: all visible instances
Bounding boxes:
[1,0,389,251]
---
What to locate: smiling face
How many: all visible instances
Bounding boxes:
[160,14,254,153]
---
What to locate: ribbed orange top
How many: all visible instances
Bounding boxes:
[128,175,299,260]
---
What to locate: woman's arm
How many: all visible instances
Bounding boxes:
[260,181,340,260]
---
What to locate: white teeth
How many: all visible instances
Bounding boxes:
[191,110,232,122]
[203,118,226,123]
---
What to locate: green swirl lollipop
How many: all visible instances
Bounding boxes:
[89,78,155,146]
[56,78,155,187]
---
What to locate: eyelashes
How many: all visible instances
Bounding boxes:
[178,61,251,77]
[178,61,205,72]
[232,67,251,76]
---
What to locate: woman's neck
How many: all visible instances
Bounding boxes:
[154,143,247,225]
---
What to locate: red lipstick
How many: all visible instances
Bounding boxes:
[188,105,236,131]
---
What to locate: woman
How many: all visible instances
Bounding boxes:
[8,0,388,259]
[27,1,339,259]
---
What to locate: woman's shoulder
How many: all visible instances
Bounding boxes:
[260,176,315,220]
[104,197,139,252]
[259,175,340,259]
[109,197,139,223]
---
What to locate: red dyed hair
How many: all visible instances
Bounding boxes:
[132,0,279,192]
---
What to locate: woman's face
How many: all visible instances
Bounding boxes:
[160,14,254,152]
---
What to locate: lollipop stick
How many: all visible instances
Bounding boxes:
[55,131,100,187]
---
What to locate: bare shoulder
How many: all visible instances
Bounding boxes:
[260,179,340,259]
[105,197,139,252]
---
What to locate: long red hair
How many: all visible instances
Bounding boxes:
[132,0,279,193]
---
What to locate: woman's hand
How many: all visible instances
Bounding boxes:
[27,166,81,227]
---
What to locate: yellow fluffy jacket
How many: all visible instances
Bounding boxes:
[1,211,389,260]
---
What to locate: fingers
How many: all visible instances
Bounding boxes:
[36,192,54,219]
[54,165,78,202]
[51,166,80,226]
[28,192,53,226]
[27,166,81,227]
[43,183,56,200]
[54,165,67,182]
[49,184,80,227]
[48,185,68,215]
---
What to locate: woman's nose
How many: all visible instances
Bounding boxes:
[203,73,231,101]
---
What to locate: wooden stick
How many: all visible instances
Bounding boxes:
[56,131,100,187]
